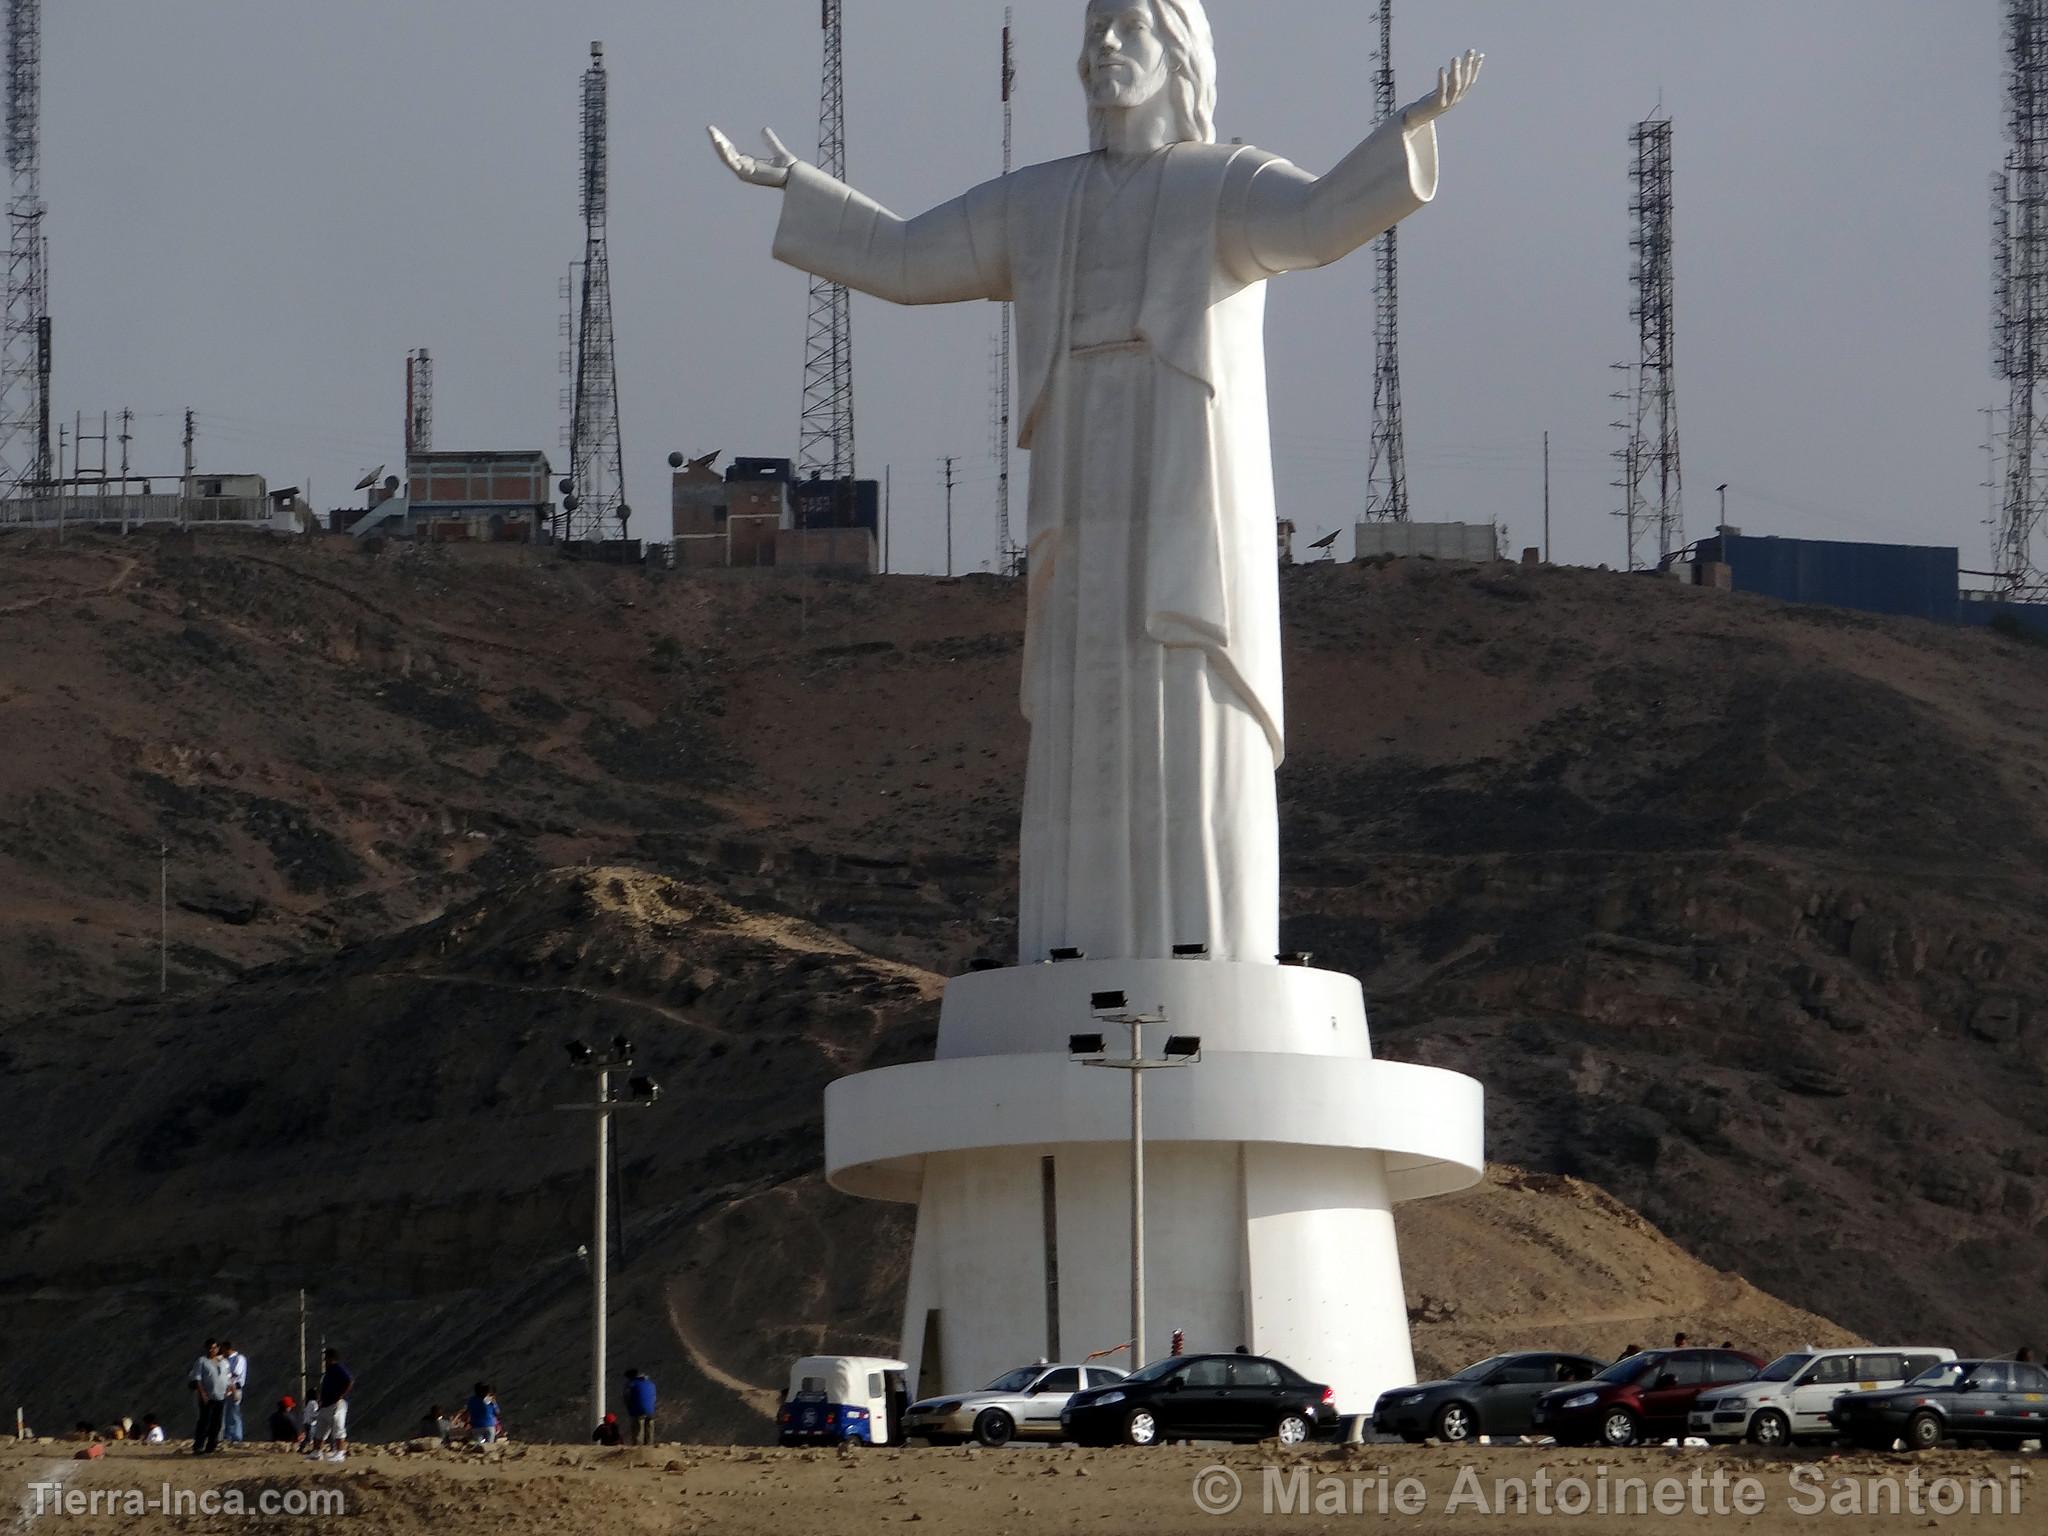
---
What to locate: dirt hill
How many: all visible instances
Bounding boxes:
[0,529,2043,1436]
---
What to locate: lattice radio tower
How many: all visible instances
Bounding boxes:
[564,41,627,542]
[1611,115,1682,570]
[995,7,1018,572]
[405,348,433,455]
[1362,0,1409,523]
[1994,0,2048,595]
[800,0,854,494]
[2,0,48,497]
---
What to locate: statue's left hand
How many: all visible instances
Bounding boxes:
[1402,50,1483,130]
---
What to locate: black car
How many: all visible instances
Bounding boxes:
[1060,1353,1336,1447]
[1830,1360,2048,1451]
[1373,1352,1608,1444]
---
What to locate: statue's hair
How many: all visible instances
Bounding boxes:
[1080,0,1216,150]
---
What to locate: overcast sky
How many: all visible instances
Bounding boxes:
[39,1,2007,575]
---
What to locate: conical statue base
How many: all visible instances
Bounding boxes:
[825,960,1483,1413]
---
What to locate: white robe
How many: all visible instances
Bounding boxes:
[773,118,1438,962]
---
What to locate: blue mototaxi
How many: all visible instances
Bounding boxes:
[777,1356,910,1447]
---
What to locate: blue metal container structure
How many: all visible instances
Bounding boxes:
[1694,534,1959,624]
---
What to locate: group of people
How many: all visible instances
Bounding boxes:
[422,1383,505,1447]
[592,1369,658,1446]
[184,1339,354,1462]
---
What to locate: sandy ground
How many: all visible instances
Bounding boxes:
[2,1439,2036,1535]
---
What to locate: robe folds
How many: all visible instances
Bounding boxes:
[772,116,1437,962]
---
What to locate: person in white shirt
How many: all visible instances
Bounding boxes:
[141,1414,165,1444]
[221,1342,249,1444]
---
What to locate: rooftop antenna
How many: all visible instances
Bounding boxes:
[564,41,628,542]
[799,0,855,515]
[406,348,433,456]
[1,0,48,496]
[1362,0,1410,524]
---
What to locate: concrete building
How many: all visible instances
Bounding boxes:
[346,451,553,542]
[671,452,877,574]
[1355,520,1501,562]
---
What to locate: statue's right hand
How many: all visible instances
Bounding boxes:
[709,126,795,189]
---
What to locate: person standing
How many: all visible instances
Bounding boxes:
[187,1339,233,1455]
[623,1369,656,1445]
[221,1340,248,1444]
[305,1347,353,1463]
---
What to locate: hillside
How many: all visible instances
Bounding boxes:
[1,529,2044,1434]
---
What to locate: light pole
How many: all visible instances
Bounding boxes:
[1716,483,1729,531]
[1070,991,1202,1369]
[558,1036,661,1431]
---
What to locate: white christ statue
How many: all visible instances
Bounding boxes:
[714,1,1480,966]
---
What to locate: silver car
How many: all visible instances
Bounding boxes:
[904,1363,1129,1446]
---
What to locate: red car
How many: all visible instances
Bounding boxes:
[1531,1348,1762,1447]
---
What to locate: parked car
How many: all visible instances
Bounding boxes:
[776,1356,910,1447]
[1372,1352,1607,1444]
[1060,1353,1336,1447]
[1830,1359,2048,1451]
[1689,1347,1954,1446]
[1530,1347,1762,1448]
[903,1363,1127,1446]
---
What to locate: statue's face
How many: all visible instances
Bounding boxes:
[1082,0,1171,112]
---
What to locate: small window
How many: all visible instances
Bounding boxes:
[1231,1360,1282,1388]
[1900,1354,1943,1380]
[867,1373,884,1398]
[1085,1367,1126,1389]
[1851,1354,1903,1382]
[1806,1356,1856,1386]
[1707,1353,1757,1383]
[2014,1363,2048,1393]
[1035,1368,1079,1394]
[1494,1361,1552,1386]
[1183,1359,1229,1388]
[1963,1364,2012,1394]
[1655,1355,1708,1388]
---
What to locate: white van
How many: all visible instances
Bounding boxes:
[1690,1347,1956,1446]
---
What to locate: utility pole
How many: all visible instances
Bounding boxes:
[942,456,957,578]
[297,1289,307,1406]
[558,1036,660,1430]
[158,842,167,993]
[1542,431,1551,563]
[182,408,195,523]
[117,407,131,492]
[883,463,891,574]
[1070,997,1202,1369]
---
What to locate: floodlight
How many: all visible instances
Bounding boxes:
[1090,990,1128,1013]
[1171,943,1208,959]
[1163,1036,1203,1060]
[628,1075,661,1101]
[565,1040,593,1066]
[612,1034,633,1062]
[1049,947,1085,962]
[1276,952,1314,967]
[1068,1033,1105,1057]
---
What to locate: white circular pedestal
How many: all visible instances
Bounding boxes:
[823,960,1483,1414]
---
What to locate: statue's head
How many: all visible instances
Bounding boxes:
[1078,0,1216,149]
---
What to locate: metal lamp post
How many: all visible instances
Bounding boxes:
[558,1036,661,1431]
[1070,991,1202,1370]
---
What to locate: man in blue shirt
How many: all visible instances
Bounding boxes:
[465,1382,500,1446]
[305,1348,353,1463]
[623,1369,656,1445]
[186,1339,233,1455]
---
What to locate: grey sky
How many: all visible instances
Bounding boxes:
[42,2,2004,574]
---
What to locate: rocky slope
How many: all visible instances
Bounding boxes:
[1,530,2043,1435]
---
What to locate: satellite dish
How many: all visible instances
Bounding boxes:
[689,450,720,471]
[668,451,684,469]
[354,465,385,493]
[1309,529,1341,551]
[560,478,575,495]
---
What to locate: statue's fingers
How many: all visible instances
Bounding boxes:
[707,125,738,167]
[763,127,795,164]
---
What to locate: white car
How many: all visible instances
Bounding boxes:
[1689,1347,1955,1446]
[903,1363,1127,1446]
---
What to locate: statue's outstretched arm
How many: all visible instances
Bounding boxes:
[709,122,1004,307]
[1233,51,1481,278]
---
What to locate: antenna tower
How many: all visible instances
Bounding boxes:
[1362,0,1410,524]
[1994,0,2048,595]
[405,347,433,455]
[800,0,855,495]
[2,0,47,496]
[993,8,1018,571]
[565,41,627,542]
[1611,115,1682,569]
